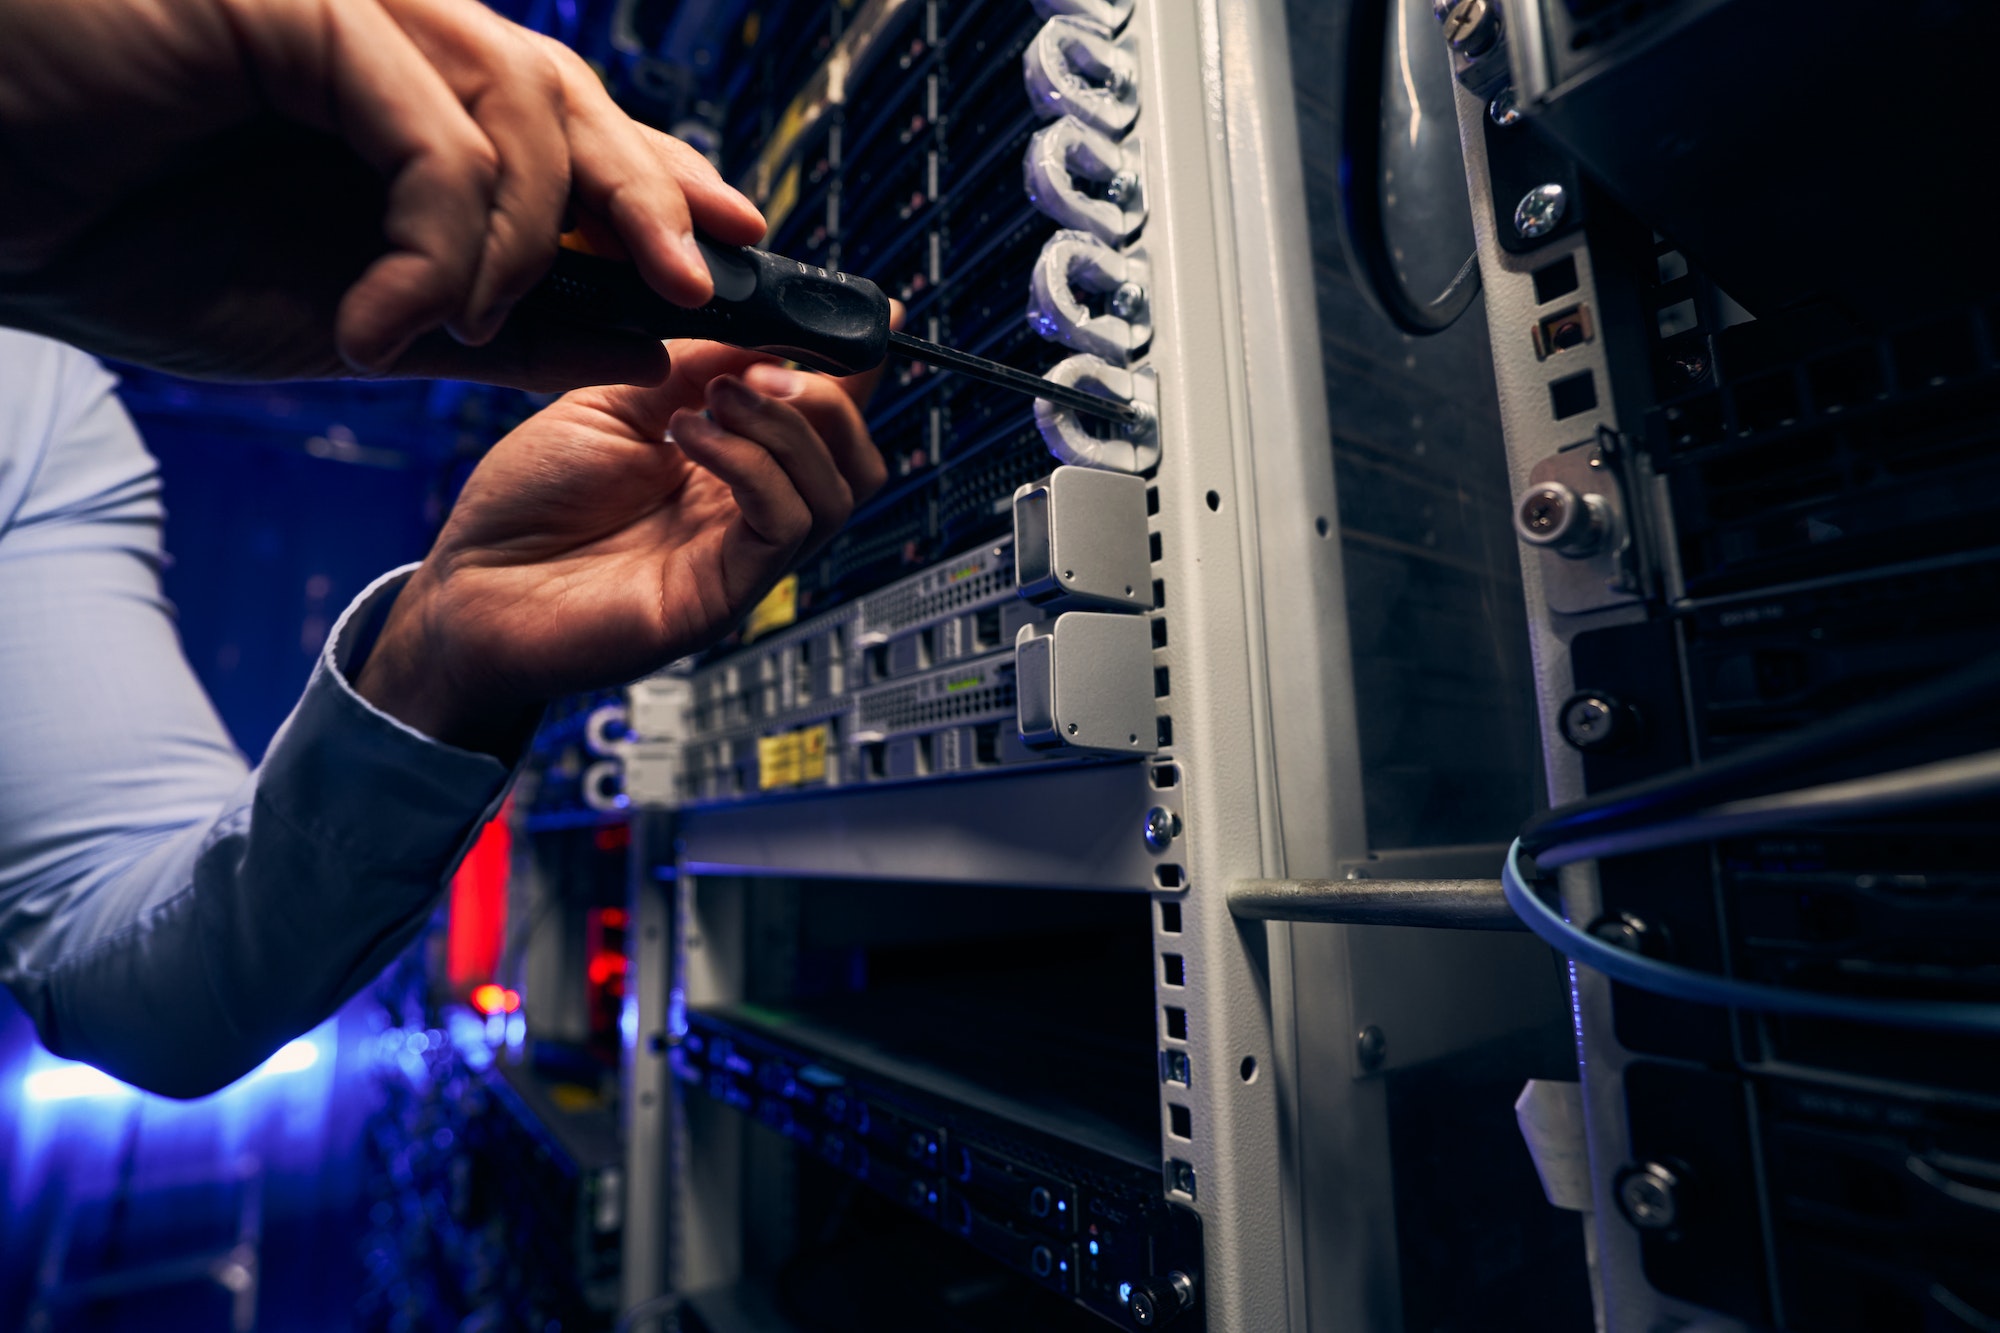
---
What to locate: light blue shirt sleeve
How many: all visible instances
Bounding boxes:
[0,330,514,1098]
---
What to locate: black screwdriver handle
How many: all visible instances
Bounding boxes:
[524,240,892,377]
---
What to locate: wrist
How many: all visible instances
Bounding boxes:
[354,570,540,761]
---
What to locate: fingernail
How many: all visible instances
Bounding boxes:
[745,364,809,398]
[679,232,713,283]
[710,376,761,410]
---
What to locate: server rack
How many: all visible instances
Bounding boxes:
[616,2,1582,1329]
[1446,3,2000,1329]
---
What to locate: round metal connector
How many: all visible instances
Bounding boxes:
[1515,481,1611,558]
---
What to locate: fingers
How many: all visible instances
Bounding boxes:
[741,363,887,508]
[551,44,765,307]
[704,376,855,553]
[252,0,763,380]
[666,409,814,574]
[600,342,887,511]
[378,0,572,343]
[269,0,500,371]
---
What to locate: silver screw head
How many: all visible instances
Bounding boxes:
[1517,482,1576,542]
[1109,280,1148,321]
[1105,169,1140,205]
[1122,399,1159,438]
[1356,1025,1388,1072]
[1561,693,1616,747]
[1514,183,1567,239]
[1489,88,1521,127]
[1517,481,1609,557]
[1588,912,1648,953]
[1443,0,1500,55]
[1617,1162,1682,1231]
[1144,805,1175,852]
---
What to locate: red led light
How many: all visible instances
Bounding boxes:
[470,983,521,1016]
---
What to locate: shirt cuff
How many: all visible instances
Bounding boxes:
[253,564,518,878]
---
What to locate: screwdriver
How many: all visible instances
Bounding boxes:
[520,238,1149,430]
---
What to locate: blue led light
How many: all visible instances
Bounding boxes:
[1056,1199,1067,1211]
[1059,1261,1068,1272]
[1088,1240,1100,1255]
[1119,1282,1133,1304]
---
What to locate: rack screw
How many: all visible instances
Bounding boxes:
[1617,1162,1682,1231]
[1144,806,1176,852]
[1489,88,1522,127]
[1356,1025,1388,1072]
[1443,0,1501,56]
[1515,480,1607,557]
[1561,694,1616,747]
[1588,911,1670,960]
[1514,183,1566,239]
[1106,170,1141,205]
[1110,281,1148,321]
[1560,691,1638,752]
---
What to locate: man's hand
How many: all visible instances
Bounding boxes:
[0,0,765,389]
[354,344,890,756]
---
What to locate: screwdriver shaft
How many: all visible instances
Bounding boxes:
[887,330,1144,427]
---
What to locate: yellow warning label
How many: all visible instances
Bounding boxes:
[758,731,802,790]
[799,724,829,782]
[743,573,799,644]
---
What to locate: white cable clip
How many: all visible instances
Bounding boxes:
[1034,354,1159,473]
[1023,16,1140,138]
[1031,0,1134,34]
[1023,118,1146,245]
[1027,231,1151,363]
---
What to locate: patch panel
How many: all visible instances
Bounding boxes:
[677,1004,1204,1329]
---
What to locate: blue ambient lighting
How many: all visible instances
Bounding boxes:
[24,1036,319,1102]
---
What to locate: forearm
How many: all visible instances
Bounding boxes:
[6,568,518,1098]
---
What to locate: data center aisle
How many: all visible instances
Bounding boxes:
[0,993,375,1333]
